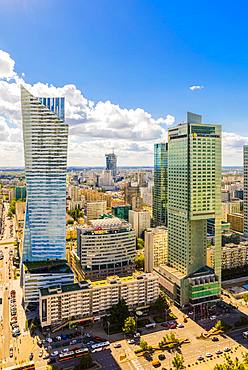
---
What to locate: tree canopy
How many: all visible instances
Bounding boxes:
[122,316,136,335]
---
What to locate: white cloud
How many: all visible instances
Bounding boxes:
[0,49,245,167]
[0,49,176,166]
[0,50,16,80]
[222,132,248,166]
[189,85,204,91]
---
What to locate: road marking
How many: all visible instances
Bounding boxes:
[131,359,144,370]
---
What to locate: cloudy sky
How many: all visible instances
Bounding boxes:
[0,1,248,167]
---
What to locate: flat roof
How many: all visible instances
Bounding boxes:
[24,260,72,274]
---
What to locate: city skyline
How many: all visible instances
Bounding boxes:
[0,2,248,167]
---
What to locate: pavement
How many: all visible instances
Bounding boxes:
[0,204,47,369]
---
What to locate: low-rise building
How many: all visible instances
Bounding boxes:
[207,242,248,270]
[227,213,243,233]
[39,272,159,327]
[86,201,107,221]
[112,205,131,221]
[81,188,112,208]
[22,260,74,306]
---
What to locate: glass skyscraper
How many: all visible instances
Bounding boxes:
[166,112,222,307]
[105,152,117,177]
[153,143,168,227]
[21,86,68,262]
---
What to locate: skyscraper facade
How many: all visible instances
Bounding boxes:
[105,152,117,177]
[21,86,68,261]
[153,143,168,226]
[244,145,248,236]
[162,112,222,307]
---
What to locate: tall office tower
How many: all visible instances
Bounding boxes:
[105,152,117,177]
[244,145,248,236]
[153,143,168,227]
[159,112,221,308]
[21,86,74,305]
[21,86,67,261]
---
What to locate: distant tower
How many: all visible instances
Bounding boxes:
[153,143,168,227]
[105,151,117,177]
[244,145,248,236]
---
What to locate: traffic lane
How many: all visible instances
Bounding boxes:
[93,349,121,370]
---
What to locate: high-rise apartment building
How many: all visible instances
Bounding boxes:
[153,143,168,227]
[244,145,248,236]
[157,112,222,308]
[21,86,74,305]
[105,152,117,177]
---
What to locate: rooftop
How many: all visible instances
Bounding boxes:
[24,260,72,274]
[40,271,153,296]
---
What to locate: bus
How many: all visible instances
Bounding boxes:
[58,351,75,362]
[91,341,110,350]
[4,362,35,370]
[145,323,156,329]
[243,331,248,339]
[75,348,89,358]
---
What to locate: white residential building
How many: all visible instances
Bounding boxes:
[39,272,159,327]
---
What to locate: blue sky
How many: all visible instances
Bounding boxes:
[0,0,247,166]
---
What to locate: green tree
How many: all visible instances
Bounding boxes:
[214,320,225,332]
[75,353,93,369]
[172,353,185,369]
[140,339,149,352]
[151,291,170,320]
[136,237,144,250]
[109,299,129,326]
[243,352,248,365]
[134,254,144,270]
[122,316,136,335]
[8,199,16,217]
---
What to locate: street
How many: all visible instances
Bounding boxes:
[0,203,47,369]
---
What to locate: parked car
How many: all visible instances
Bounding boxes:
[212,337,219,342]
[206,353,213,358]
[216,349,223,355]
[9,347,13,358]
[29,353,34,361]
[114,343,122,348]
[128,339,135,344]
[158,354,166,360]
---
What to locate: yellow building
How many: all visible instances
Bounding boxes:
[227,213,243,233]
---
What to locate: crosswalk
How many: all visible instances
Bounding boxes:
[131,359,145,370]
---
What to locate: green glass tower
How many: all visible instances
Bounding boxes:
[166,112,222,308]
[153,143,168,227]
